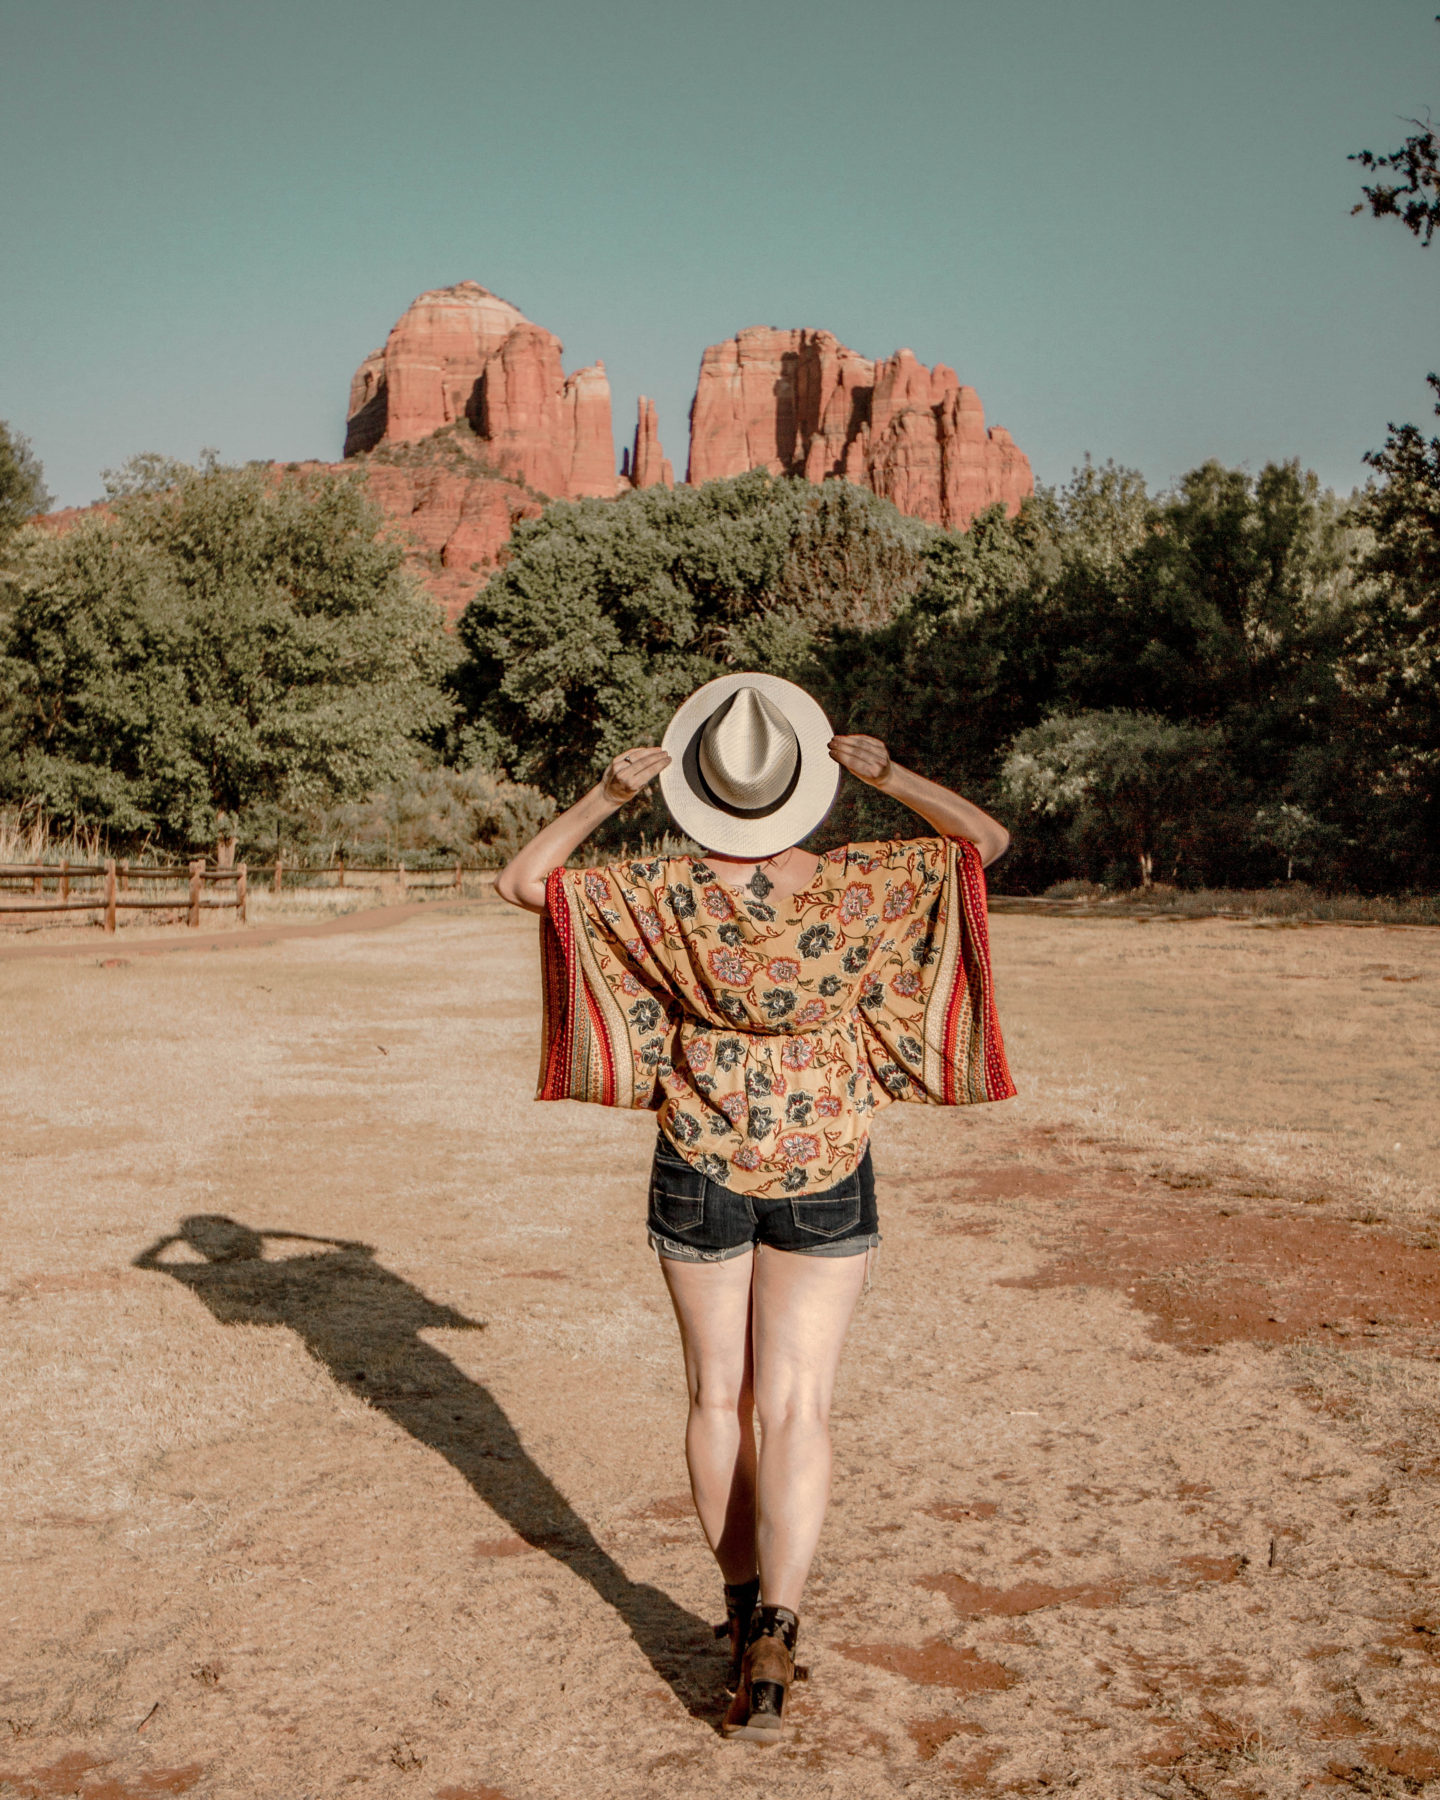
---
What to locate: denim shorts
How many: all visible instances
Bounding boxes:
[647,1132,881,1262]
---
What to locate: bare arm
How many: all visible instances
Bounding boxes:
[829,734,1010,866]
[494,746,671,914]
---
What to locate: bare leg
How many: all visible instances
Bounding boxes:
[750,1247,868,1611]
[659,1250,757,1583]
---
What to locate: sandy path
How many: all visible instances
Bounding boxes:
[2,910,1438,1799]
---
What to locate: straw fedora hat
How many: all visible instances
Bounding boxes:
[659,672,839,857]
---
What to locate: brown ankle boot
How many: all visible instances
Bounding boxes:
[713,1576,760,1694]
[722,1605,799,1743]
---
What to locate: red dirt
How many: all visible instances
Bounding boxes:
[949,1744,1008,1788]
[958,1166,1082,1203]
[0,1756,205,1799]
[1380,1617,1440,1659]
[918,1556,1241,1622]
[906,1716,985,1760]
[1310,1708,1370,1739]
[1329,1742,1440,1783]
[1001,1196,1440,1350]
[632,1494,695,1521]
[1175,1554,1244,1584]
[836,1640,1017,1692]
[918,1574,1121,1615]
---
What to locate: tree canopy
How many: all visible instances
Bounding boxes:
[0,460,455,850]
[444,450,1434,891]
[1343,24,1440,884]
[455,470,929,805]
[999,711,1225,888]
[0,422,51,543]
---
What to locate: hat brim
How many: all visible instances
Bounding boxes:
[659,672,839,857]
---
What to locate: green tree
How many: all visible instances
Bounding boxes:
[1251,803,1341,883]
[454,471,929,805]
[1046,461,1355,725]
[1000,710,1225,888]
[1353,117,1440,243]
[101,450,194,498]
[810,499,1043,843]
[0,422,51,541]
[1351,5,1440,249]
[0,460,455,850]
[1345,32,1440,885]
[1344,400,1440,885]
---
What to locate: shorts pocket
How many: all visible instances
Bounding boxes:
[789,1175,863,1239]
[649,1148,706,1234]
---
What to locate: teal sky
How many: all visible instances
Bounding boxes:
[2,0,1435,508]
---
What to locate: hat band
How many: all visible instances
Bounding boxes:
[681,720,802,821]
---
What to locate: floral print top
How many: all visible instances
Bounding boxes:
[538,836,1015,1198]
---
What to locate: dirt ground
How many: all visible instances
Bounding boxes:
[2,902,1438,1799]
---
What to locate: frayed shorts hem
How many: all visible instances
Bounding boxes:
[648,1229,882,1263]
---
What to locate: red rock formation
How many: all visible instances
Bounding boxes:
[345,281,619,500]
[49,293,1034,628]
[685,327,1031,528]
[356,463,543,624]
[622,397,673,489]
[566,363,621,498]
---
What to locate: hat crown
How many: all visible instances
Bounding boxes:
[698,686,799,811]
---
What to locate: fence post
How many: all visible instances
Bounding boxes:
[397,861,407,897]
[119,859,130,893]
[236,862,248,925]
[273,852,283,895]
[60,859,70,901]
[104,859,117,934]
[188,859,202,928]
[454,859,462,891]
[32,866,42,897]
[337,852,346,888]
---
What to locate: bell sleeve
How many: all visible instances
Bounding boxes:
[853,836,1016,1108]
[537,863,678,1111]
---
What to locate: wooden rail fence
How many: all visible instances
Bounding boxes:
[0,858,496,931]
[0,860,247,931]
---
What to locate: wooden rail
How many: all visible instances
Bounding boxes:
[0,859,247,932]
[1,857,496,931]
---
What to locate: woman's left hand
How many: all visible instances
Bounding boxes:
[829,734,893,790]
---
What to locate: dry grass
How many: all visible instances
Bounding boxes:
[1,909,1437,1798]
[1011,881,1440,928]
[0,806,103,866]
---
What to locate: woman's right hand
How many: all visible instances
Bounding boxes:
[496,745,672,913]
[601,746,671,807]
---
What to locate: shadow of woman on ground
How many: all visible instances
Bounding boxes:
[135,1214,716,1718]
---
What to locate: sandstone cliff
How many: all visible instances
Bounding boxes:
[685,327,1031,528]
[344,281,620,501]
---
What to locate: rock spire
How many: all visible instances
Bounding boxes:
[622,397,674,489]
